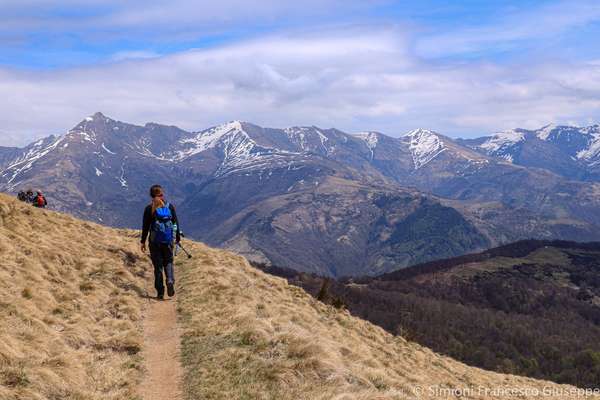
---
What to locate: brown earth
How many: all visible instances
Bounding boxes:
[138,295,183,400]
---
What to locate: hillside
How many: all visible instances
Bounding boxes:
[2,194,599,399]
[0,194,147,399]
[265,240,600,389]
[177,242,599,399]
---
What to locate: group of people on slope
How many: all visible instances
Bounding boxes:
[17,189,47,208]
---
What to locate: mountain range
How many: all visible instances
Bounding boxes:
[1,112,600,276]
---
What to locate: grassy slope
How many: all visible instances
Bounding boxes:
[0,194,147,400]
[263,242,600,388]
[1,193,598,400]
[176,241,600,399]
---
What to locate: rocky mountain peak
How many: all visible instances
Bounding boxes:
[478,130,525,162]
[76,112,116,126]
[404,128,446,169]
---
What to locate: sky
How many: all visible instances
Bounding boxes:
[1,0,600,146]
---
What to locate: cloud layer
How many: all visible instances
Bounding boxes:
[1,1,600,146]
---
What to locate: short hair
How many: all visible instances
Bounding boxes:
[149,184,163,198]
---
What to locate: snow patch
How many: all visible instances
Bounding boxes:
[102,143,116,155]
[577,132,600,164]
[175,121,244,161]
[405,129,446,169]
[95,167,103,176]
[479,130,525,161]
[355,132,379,160]
[284,126,332,154]
[536,124,557,141]
[118,161,128,188]
[72,131,96,143]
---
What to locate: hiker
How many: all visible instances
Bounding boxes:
[140,184,181,300]
[17,191,27,202]
[33,191,47,208]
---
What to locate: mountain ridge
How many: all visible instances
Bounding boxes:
[2,113,600,277]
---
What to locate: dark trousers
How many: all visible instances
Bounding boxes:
[149,243,174,297]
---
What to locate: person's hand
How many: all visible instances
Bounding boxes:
[141,242,146,253]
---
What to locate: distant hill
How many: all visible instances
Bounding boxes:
[2,194,596,399]
[258,240,600,389]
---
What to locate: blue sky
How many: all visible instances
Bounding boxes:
[1,0,600,146]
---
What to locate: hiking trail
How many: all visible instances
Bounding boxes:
[139,286,184,400]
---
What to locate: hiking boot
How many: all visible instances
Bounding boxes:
[157,294,164,300]
[167,282,175,297]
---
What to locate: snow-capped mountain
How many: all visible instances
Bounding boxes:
[2,113,600,276]
[462,124,600,180]
[403,128,447,169]
[477,130,525,163]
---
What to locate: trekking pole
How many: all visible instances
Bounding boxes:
[177,243,193,259]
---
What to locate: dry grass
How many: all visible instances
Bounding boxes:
[177,242,600,400]
[0,193,147,400]
[2,192,600,400]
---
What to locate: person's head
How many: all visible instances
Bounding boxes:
[36,191,42,196]
[149,184,164,214]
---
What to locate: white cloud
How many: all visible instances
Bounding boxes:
[1,26,600,147]
[111,50,161,62]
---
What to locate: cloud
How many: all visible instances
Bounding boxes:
[0,0,383,69]
[111,50,161,62]
[1,25,600,147]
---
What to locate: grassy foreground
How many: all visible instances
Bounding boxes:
[0,194,147,400]
[1,192,599,400]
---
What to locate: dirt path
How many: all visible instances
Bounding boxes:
[139,294,184,400]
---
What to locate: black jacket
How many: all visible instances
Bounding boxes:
[141,203,181,244]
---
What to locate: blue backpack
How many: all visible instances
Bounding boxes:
[151,203,174,244]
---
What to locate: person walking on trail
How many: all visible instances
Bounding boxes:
[140,184,181,300]
[33,191,47,208]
